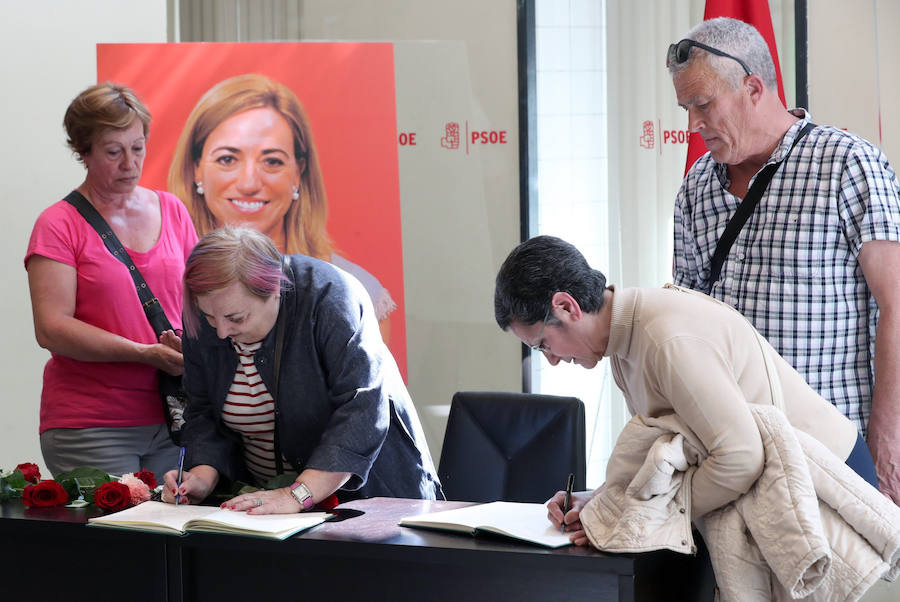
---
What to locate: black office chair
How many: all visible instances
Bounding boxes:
[437,391,586,503]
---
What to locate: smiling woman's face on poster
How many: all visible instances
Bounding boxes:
[169,73,332,262]
[169,73,398,344]
[193,107,303,251]
[97,44,407,376]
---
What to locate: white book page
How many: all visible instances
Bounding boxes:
[187,509,330,535]
[88,501,213,533]
[401,502,571,547]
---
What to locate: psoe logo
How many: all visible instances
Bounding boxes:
[640,120,654,150]
[441,122,460,150]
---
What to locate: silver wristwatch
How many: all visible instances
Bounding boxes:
[289,482,315,510]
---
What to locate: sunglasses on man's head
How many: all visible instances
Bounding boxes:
[666,39,753,76]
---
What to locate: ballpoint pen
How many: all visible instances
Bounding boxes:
[561,472,575,533]
[175,446,186,506]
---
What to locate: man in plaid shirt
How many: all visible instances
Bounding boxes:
[668,17,900,504]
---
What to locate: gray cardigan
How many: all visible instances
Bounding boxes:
[181,254,442,500]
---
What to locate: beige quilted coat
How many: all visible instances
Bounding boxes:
[580,406,900,601]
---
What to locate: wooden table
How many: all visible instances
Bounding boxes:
[0,497,714,601]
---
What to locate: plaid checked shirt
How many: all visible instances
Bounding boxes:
[673,110,900,434]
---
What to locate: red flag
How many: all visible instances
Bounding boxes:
[683,0,786,173]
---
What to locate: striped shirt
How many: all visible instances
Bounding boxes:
[223,339,280,485]
[673,110,900,434]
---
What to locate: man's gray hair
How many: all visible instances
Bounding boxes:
[668,17,778,91]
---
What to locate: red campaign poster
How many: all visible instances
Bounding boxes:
[97,43,407,378]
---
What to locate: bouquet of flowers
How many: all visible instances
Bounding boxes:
[0,462,158,511]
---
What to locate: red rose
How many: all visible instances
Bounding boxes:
[316,494,340,511]
[15,462,41,484]
[94,481,132,511]
[133,470,157,489]
[22,480,68,508]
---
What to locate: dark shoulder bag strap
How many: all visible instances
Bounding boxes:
[63,190,174,336]
[706,122,815,291]
[272,256,290,475]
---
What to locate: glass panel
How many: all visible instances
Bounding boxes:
[172,0,523,462]
[533,0,612,487]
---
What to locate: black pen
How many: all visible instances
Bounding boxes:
[561,472,575,533]
[174,446,185,506]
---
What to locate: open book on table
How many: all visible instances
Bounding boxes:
[88,501,330,540]
[399,501,572,548]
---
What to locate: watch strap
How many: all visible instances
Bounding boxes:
[289,482,315,510]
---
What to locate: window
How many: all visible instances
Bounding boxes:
[532,0,619,487]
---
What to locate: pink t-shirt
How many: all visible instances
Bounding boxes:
[25,191,199,432]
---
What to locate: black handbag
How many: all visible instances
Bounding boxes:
[64,190,187,445]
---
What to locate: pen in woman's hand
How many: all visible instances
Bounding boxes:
[175,447,186,506]
[561,472,575,533]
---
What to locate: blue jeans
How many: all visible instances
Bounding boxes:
[845,432,879,490]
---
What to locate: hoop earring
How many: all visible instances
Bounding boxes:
[291,186,300,201]
[195,181,205,196]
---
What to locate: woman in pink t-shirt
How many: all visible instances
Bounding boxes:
[25,83,198,484]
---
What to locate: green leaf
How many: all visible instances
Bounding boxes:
[4,469,28,490]
[0,470,30,502]
[265,473,299,490]
[0,478,15,502]
[235,484,262,496]
[56,466,112,485]
[55,467,112,502]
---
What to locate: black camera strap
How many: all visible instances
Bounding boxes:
[272,256,290,476]
[63,189,174,336]
[706,122,815,291]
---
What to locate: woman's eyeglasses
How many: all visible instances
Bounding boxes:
[529,305,552,354]
[666,39,752,76]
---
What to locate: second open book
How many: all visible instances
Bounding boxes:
[399,501,573,548]
[88,501,330,540]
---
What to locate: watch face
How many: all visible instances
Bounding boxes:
[290,483,313,507]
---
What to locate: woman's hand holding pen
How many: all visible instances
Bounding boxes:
[162,465,219,505]
[546,489,596,546]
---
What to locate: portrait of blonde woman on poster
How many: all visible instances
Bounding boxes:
[168,73,396,343]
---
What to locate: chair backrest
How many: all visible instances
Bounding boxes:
[438,391,586,503]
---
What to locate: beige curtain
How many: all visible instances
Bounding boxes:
[603,0,795,466]
[606,0,794,291]
[172,0,302,41]
[606,0,703,291]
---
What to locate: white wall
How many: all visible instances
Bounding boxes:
[875,0,900,162]
[776,5,900,601]
[809,2,900,595]
[0,0,168,475]
[808,0,900,160]
[808,0,880,141]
